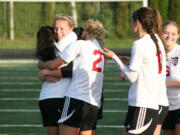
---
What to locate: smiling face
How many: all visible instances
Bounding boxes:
[163,24,179,50]
[54,19,73,41]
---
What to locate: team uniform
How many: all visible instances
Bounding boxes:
[39,32,77,127]
[112,34,166,135]
[162,44,180,130]
[156,43,169,125]
[57,39,104,131]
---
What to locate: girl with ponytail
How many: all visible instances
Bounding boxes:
[152,9,169,135]
[102,7,168,135]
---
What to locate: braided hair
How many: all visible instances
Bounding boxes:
[132,7,162,73]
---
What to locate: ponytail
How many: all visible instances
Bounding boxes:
[132,7,162,73]
[153,10,166,46]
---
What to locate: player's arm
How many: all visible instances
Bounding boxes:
[38,69,62,82]
[101,48,138,83]
[38,61,73,82]
[166,80,180,88]
[37,57,65,70]
[44,76,61,83]
[119,56,130,65]
[60,62,73,78]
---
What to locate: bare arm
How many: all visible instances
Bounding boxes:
[42,69,63,78]
[166,80,180,88]
[44,76,61,83]
[37,57,65,70]
[101,48,138,83]
[38,69,62,82]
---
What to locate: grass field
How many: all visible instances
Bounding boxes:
[0,60,164,135]
[0,37,134,50]
[0,37,180,50]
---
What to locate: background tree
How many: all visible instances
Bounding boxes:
[149,0,158,9]
[169,0,180,24]
[44,2,54,26]
[98,3,116,37]
[158,0,169,21]
[116,2,129,37]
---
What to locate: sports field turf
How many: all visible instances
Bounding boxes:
[0,60,164,135]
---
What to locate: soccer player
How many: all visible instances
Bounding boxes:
[101,7,167,135]
[153,10,169,135]
[37,14,77,135]
[162,21,180,135]
[38,19,105,135]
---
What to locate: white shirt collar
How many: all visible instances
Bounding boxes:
[55,31,77,52]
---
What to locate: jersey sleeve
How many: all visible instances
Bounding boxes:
[60,41,81,63]
[112,55,139,83]
[129,42,142,72]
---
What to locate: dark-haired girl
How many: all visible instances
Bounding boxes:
[102,7,167,135]
[36,14,77,135]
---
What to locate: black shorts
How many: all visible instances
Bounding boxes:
[39,98,65,127]
[162,109,180,130]
[98,92,104,120]
[157,105,168,124]
[58,97,98,131]
[124,106,158,135]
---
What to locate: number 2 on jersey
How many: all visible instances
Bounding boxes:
[92,50,103,72]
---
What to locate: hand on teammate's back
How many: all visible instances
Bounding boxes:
[101,48,115,59]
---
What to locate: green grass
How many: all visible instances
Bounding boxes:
[0,38,36,49]
[0,36,180,50]
[0,61,165,135]
[0,37,134,50]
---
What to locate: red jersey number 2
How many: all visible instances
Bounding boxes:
[92,50,102,72]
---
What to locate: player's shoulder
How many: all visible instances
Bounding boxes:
[132,38,144,49]
[175,44,180,50]
[75,40,86,43]
[174,44,180,55]
[71,40,86,46]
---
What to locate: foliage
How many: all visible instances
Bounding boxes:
[149,0,159,9]
[158,0,169,21]
[116,2,129,38]
[0,1,180,51]
[169,0,180,25]
[97,3,116,37]
[44,2,54,26]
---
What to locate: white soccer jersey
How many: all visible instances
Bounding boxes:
[166,44,180,110]
[128,34,168,110]
[60,39,104,107]
[39,32,77,100]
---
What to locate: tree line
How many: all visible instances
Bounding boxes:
[0,0,179,39]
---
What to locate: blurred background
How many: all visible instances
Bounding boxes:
[0,0,179,59]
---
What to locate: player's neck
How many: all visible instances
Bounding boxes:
[138,30,147,38]
[166,44,176,52]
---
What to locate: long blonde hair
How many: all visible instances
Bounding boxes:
[83,19,105,49]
